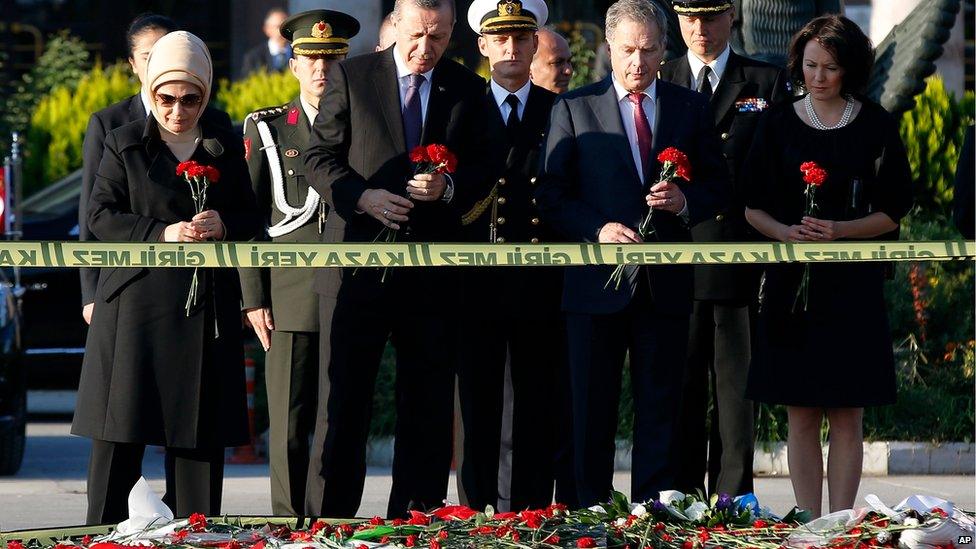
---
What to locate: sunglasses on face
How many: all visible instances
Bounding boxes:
[154,93,203,107]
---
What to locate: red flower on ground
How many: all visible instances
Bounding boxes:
[520,509,545,529]
[289,531,312,542]
[432,505,478,521]
[494,512,518,520]
[430,539,441,549]
[407,510,431,526]
[392,518,406,526]
[405,534,418,547]
[577,537,598,548]
[188,513,207,532]
[220,540,240,549]
[81,536,93,546]
[437,531,448,540]
[753,519,769,528]
[171,530,189,542]
[310,520,331,535]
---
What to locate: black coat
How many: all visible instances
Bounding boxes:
[241,43,288,78]
[659,51,790,301]
[536,77,729,315]
[71,116,260,449]
[304,47,487,304]
[80,95,232,306]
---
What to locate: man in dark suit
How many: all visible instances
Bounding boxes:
[80,14,230,325]
[239,9,360,517]
[536,0,728,507]
[241,7,291,77]
[455,0,566,512]
[659,0,790,498]
[304,0,486,519]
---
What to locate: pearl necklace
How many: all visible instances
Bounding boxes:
[804,93,854,130]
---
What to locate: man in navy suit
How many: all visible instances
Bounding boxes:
[535,0,728,507]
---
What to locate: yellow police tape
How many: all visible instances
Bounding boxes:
[0,240,971,268]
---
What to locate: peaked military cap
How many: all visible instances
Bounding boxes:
[672,0,734,16]
[467,0,549,35]
[280,9,361,56]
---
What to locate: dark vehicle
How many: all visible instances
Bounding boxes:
[19,169,88,389]
[0,267,25,475]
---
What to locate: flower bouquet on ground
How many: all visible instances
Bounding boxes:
[175,160,220,317]
[605,147,692,291]
[793,161,827,313]
[6,487,973,549]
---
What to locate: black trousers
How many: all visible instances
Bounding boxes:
[312,288,455,519]
[266,330,319,515]
[305,297,337,516]
[675,300,755,497]
[456,270,562,511]
[566,280,689,507]
[86,439,223,525]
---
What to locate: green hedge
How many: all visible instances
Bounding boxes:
[22,63,137,196]
[213,70,299,124]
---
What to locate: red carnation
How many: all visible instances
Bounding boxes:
[203,166,220,183]
[519,509,544,529]
[405,535,418,547]
[430,540,441,549]
[188,512,207,532]
[753,519,769,528]
[657,146,692,181]
[432,505,478,521]
[176,160,199,176]
[407,510,431,526]
[409,146,430,163]
[7,541,24,549]
[369,516,385,525]
[577,537,597,548]
[800,161,827,186]
[425,143,458,174]
[493,512,518,520]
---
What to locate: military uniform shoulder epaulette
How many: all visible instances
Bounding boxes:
[248,105,289,122]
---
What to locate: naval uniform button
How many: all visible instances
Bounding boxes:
[720,132,730,141]
[531,198,537,206]
[531,217,540,226]
[530,176,538,184]
[716,214,725,222]
[498,177,507,186]
[287,169,295,176]
[496,217,506,225]
[497,197,507,205]
[496,237,506,243]
[530,237,540,244]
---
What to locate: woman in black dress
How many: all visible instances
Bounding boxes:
[72,31,258,524]
[741,15,912,516]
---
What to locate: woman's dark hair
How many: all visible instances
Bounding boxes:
[126,13,178,56]
[787,14,874,96]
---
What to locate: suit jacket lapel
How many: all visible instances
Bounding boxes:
[651,81,677,182]
[374,50,407,154]
[593,77,642,184]
[421,66,449,145]
[711,52,746,127]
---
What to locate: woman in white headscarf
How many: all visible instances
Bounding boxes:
[73,31,259,525]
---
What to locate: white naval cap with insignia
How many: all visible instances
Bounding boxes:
[467,0,549,35]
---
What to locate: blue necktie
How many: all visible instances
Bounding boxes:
[403,73,425,152]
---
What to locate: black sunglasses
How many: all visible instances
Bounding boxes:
[154,93,203,107]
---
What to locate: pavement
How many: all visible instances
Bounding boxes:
[1,421,973,533]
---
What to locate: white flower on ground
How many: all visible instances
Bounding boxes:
[659,491,686,506]
[588,505,607,514]
[685,502,709,522]
[630,503,648,517]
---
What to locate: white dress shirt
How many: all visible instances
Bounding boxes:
[687,44,731,92]
[393,47,435,125]
[490,78,531,121]
[612,75,657,184]
[300,96,318,128]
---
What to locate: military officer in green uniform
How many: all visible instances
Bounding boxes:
[239,8,360,516]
